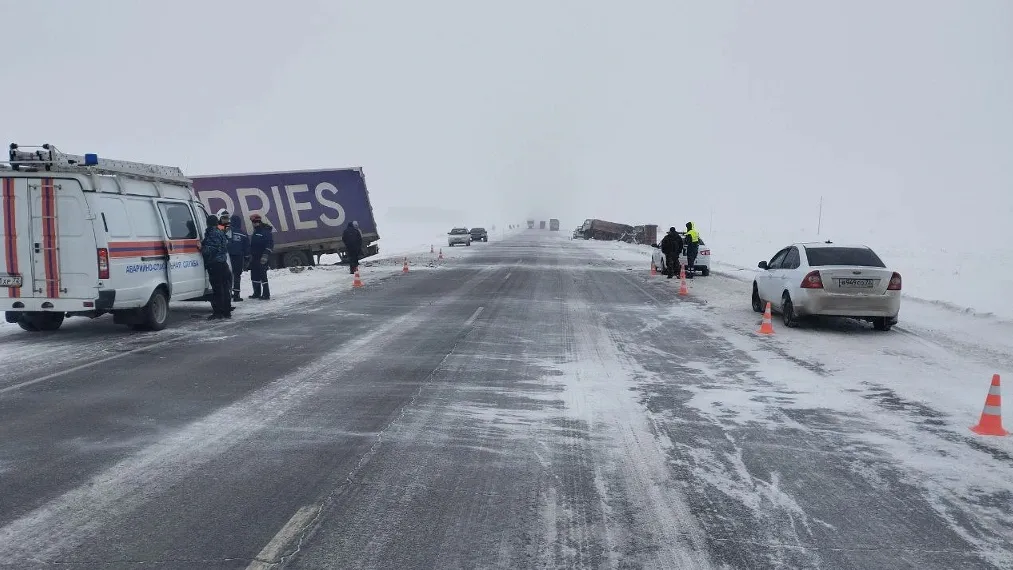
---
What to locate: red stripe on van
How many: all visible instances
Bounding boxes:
[107,240,170,259]
[41,178,60,298]
[169,238,201,254]
[2,178,21,298]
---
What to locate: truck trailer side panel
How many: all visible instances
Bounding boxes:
[191,168,379,267]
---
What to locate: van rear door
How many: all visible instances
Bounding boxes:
[1,176,31,298]
[24,177,98,300]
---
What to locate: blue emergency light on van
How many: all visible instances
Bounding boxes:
[84,153,99,166]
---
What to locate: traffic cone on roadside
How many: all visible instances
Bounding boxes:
[679,266,689,296]
[438,248,444,260]
[431,244,434,253]
[758,302,775,335]
[971,374,1008,436]
[352,269,364,288]
[402,257,409,273]
[651,261,658,276]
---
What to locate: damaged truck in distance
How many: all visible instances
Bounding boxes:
[192,167,379,268]
[577,219,657,244]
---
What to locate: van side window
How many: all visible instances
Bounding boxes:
[125,199,164,238]
[98,197,132,238]
[158,202,198,240]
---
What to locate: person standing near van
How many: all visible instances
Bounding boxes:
[201,214,232,319]
[248,213,274,300]
[226,214,251,303]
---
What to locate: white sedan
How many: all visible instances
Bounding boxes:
[651,236,711,276]
[751,241,902,330]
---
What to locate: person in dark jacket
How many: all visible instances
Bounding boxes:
[201,214,232,319]
[226,214,251,302]
[342,220,364,274]
[659,227,684,279]
[248,213,274,300]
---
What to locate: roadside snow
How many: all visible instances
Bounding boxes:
[0,222,521,344]
[703,228,1013,322]
[578,236,1013,567]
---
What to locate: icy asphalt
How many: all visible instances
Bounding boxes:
[0,231,1009,569]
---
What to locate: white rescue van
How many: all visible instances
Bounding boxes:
[1,143,212,332]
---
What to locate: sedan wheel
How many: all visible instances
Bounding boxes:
[781,293,800,328]
[751,284,764,313]
[873,317,893,331]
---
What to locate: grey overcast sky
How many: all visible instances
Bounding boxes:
[2,1,1011,240]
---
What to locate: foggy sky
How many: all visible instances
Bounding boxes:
[2,1,1010,242]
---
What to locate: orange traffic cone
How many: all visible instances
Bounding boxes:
[402,257,409,273]
[758,302,775,335]
[650,261,658,276]
[679,266,689,296]
[352,269,364,288]
[438,248,444,260]
[971,374,1008,436]
[430,244,434,253]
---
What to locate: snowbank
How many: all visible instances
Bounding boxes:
[0,221,522,339]
[705,229,1013,322]
[578,230,1013,322]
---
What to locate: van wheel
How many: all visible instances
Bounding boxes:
[133,289,169,332]
[701,267,710,277]
[18,312,64,332]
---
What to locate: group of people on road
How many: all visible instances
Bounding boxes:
[199,214,366,319]
[200,209,274,320]
[659,221,701,280]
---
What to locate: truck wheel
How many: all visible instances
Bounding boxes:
[133,289,169,332]
[282,250,310,268]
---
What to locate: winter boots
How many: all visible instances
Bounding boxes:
[232,290,244,302]
[248,282,271,300]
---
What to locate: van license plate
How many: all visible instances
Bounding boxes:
[0,274,23,287]
[838,278,874,288]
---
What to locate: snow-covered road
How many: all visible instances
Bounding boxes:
[0,230,1010,568]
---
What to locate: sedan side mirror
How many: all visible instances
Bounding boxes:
[758,261,768,270]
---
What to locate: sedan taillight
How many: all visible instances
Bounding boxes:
[888,272,902,290]
[800,270,823,289]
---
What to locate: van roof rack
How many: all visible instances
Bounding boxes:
[3,143,191,186]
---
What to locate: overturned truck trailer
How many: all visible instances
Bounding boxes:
[578,219,657,244]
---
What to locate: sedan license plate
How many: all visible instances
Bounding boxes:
[0,274,23,288]
[837,278,874,288]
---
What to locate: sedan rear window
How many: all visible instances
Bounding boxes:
[804,247,886,267]
[450,228,469,234]
[471,228,485,232]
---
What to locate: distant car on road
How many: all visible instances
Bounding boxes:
[469,227,488,242]
[751,242,902,330]
[651,236,711,276]
[448,227,472,247]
